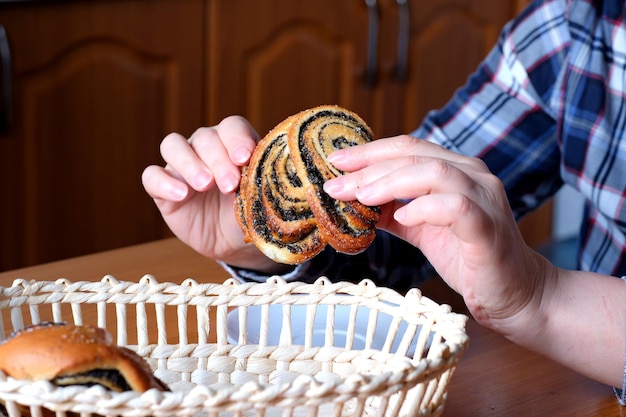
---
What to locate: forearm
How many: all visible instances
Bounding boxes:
[505,264,626,387]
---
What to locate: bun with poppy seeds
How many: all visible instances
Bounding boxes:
[235,105,380,264]
[0,322,169,393]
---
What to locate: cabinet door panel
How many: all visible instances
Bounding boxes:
[207,0,371,136]
[0,0,204,270]
[21,43,172,263]
[244,28,350,133]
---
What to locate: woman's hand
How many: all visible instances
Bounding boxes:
[322,135,550,330]
[141,116,286,273]
[324,134,626,388]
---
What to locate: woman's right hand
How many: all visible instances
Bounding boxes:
[141,116,285,273]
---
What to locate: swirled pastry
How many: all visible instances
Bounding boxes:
[0,322,169,393]
[235,105,380,264]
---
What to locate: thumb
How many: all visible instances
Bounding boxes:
[374,200,417,241]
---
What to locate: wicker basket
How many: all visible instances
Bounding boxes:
[0,275,468,417]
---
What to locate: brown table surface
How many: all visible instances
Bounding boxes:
[0,238,622,416]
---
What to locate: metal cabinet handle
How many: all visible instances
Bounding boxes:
[394,0,410,82]
[0,25,11,134]
[364,0,379,86]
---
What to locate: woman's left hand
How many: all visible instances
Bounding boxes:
[323,135,551,331]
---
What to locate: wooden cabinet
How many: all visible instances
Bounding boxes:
[0,0,204,270]
[205,0,370,136]
[373,0,511,137]
[0,0,548,272]
[207,0,513,137]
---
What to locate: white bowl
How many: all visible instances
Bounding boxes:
[227,302,426,354]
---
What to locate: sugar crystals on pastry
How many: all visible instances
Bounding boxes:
[235,105,380,264]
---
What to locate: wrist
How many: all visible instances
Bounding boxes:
[502,258,557,346]
[475,249,557,343]
[220,246,295,276]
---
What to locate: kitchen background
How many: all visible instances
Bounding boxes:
[1,0,575,274]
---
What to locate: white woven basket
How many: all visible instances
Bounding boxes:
[0,276,468,417]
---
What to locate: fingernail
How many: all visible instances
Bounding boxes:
[194,170,212,189]
[394,207,406,222]
[170,184,188,201]
[355,184,375,201]
[221,171,240,193]
[327,150,345,165]
[232,146,252,164]
[323,178,343,195]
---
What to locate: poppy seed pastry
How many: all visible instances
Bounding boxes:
[235,105,380,264]
[0,322,169,393]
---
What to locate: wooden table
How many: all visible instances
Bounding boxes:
[0,238,621,416]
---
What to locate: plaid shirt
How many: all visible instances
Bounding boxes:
[415,0,626,278]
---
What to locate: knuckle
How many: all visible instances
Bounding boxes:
[481,171,505,192]
[140,166,153,184]
[190,127,218,149]
[391,134,420,151]
[159,132,181,154]
[404,154,423,166]
[219,115,248,129]
[454,194,474,218]
[425,158,453,178]
[466,155,489,172]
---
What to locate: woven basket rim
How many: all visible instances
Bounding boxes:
[0,276,469,416]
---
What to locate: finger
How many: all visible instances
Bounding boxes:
[186,127,241,193]
[160,132,216,191]
[324,155,424,200]
[215,115,259,165]
[327,135,470,172]
[325,157,480,206]
[141,165,189,202]
[187,117,260,193]
[394,193,495,245]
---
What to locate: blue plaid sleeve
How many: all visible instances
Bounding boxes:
[615,276,626,405]
[223,230,436,294]
[413,0,568,219]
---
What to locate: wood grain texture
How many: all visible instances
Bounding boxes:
[0,0,204,270]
